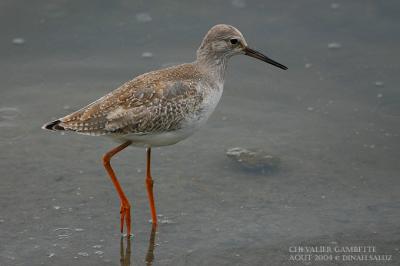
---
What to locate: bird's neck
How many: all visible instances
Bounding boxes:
[196,53,228,85]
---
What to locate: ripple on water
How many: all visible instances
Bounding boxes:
[141,52,153,58]
[12,38,25,45]
[231,0,247,8]
[135,13,152,23]
[149,216,175,224]
[330,3,340,9]
[328,42,342,49]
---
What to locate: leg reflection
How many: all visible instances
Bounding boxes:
[145,224,157,266]
[119,225,157,266]
[120,235,131,266]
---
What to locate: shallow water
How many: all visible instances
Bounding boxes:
[1,1,399,265]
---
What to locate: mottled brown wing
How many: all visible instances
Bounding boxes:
[103,79,203,135]
[58,72,202,136]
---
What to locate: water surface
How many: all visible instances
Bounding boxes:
[0,1,399,265]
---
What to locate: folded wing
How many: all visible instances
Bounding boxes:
[54,65,203,136]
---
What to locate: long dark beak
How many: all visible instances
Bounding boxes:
[244,47,288,70]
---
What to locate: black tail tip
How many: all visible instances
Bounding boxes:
[42,120,65,131]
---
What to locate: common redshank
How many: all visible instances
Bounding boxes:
[43,24,287,236]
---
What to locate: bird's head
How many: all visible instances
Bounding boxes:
[197,24,287,70]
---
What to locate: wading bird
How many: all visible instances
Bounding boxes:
[43,24,287,236]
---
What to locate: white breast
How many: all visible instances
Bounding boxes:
[187,81,224,128]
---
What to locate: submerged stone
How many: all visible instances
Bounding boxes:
[226,147,281,173]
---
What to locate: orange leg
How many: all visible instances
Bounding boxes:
[146,147,158,225]
[102,141,132,235]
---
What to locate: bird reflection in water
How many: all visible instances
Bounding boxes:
[120,225,157,266]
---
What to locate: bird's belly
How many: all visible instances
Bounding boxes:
[112,127,196,147]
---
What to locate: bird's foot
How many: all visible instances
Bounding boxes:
[120,202,131,236]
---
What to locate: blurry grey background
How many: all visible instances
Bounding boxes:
[0,0,399,265]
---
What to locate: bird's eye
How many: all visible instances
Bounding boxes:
[230,38,238,45]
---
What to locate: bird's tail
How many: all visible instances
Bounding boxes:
[42,119,65,131]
